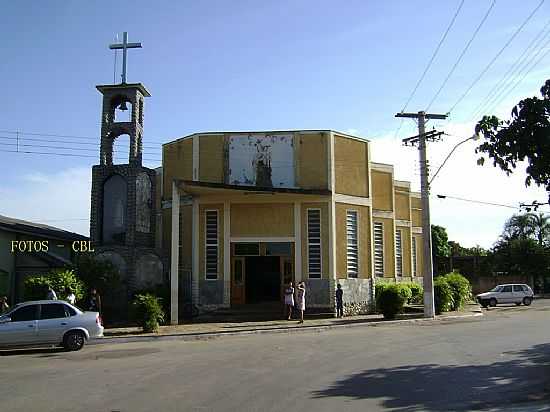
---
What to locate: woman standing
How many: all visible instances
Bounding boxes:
[283,282,295,320]
[296,282,306,324]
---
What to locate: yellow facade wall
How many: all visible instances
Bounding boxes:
[334,135,369,197]
[372,170,393,211]
[297,133,328,189]
[230,203,294,237]
[396,225,411,277]
[199,204,224,280]
[199,134,224,183]
[335,203,371,279]
[413,233,423,278]
[163,139,193,199]
[301,202,330,279]
[395,191,411,221]
[374,217,395,278]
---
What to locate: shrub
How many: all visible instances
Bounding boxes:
[24,270,85,302]
[375,282,392,302]
[407,282,424,304]
[133,284,170,321]
[376,284,407,319]
[132,293,165,333]
[442,272,471,311]
[434,277,454,314]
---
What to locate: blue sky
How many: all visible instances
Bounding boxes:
[1,0,549,247]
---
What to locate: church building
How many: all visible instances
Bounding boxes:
[89,34,424,324]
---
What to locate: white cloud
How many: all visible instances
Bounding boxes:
[370,120,548,249]
[0,167,91,236]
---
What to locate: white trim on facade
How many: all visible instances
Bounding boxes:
[395,219,412,227]
[412,227,423,234]
[229,236,295,243]
[192,199,199,305]
[192,135,199,181]
[334,193,372,207]
[170,181,180,325]
[223,201,230,305]
[329,133,337,282]
[294,202,302,283]
[370,162,394,173]
[372,210,394,219]
[394,180,411,189]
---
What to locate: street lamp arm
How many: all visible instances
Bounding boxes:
[429,135,477,185]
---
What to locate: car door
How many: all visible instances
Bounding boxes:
[512,285,525,303]
[0,304,40,346]
[499,285,513,303]
[37,303,71,344]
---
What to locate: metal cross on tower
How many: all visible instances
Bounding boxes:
[109,32,142,84]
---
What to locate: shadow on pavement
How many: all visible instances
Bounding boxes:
[0,347,65,357]
[312,343,550,411]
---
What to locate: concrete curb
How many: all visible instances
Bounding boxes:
[89,310,483,346]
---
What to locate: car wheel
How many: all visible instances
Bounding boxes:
[489,298,497,307]
[63,331,85,351]
[522,297,533,306]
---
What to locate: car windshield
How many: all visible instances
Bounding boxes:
[490,286,503,292]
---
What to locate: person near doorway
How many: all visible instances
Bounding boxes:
[336,283,344,318]
[65,288,76,305]
[296,282,306,324]
[0,296,9,314]
[46,286,57,300]
[283,282,295,320]
[88,288,102,314]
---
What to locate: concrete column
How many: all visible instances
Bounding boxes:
[192,199,200,305]
[294,202,302,283]
[192,135,200,181]
[329,200,337,280]
[223,201,231,306]
[170,181,180,325]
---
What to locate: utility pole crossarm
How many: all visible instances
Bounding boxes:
[395,112,448,120]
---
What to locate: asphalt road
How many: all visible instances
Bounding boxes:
[2,300,550,412]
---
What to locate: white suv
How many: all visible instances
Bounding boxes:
[476,284,534,308]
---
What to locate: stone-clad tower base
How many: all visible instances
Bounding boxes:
[89,83,163,307]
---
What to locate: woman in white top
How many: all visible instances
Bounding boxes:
[296,282,306,324]
[65,288,76,305]
[283,282,294,320]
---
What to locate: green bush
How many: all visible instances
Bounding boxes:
[375,282,392,302]
[376,284,408,319]
[132,293,165,333]
[442,272,471,311]
[133,284,170,321]
[24,270,85,302]
[407,282,424,304]
[434,277,454,314]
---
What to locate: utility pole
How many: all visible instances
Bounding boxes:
[396,111,447,318]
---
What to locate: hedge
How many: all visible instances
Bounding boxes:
[441,272,471,311]
[376,284,409,319]
[434,277,454,314]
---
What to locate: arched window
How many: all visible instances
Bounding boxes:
[111,95,133,123]
[102,174,127,244]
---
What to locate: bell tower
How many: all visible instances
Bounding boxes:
[90,32,163,295]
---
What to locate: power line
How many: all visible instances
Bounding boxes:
[0,129,166,145]
[0,148,161,163]
[447,0,545,115]
[435,193,519,209]
[425,0,496,112]
[0,134,161,150]
[393,0,465,139]
[469,18,550,120]
[483,33,550,114]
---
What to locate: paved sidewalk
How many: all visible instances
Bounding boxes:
[94,303,482,345]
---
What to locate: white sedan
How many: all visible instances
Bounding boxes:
[476,284,534,308]
[0,300,104,351]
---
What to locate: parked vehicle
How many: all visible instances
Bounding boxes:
[476,284,534,308]
[0,300,103,351]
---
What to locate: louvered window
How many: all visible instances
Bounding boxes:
[412,236,417,277]
[374,222,384,277]
[307,209,321,278]
[346,211,358,278]
[395,229,403,277]
[205,210,218,280]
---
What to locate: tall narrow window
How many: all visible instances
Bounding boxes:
[412,236,417,277]
[307,209,321,278]
[395,229,403,277]
[346,211,358,278]
[374,222,384,277]
[205,210,218,280]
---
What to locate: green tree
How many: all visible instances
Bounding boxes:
[527,212,550,247]
[475,79,550,202]
[489,237,549,279]
[502,213,536,241]
[431,224,451,258]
